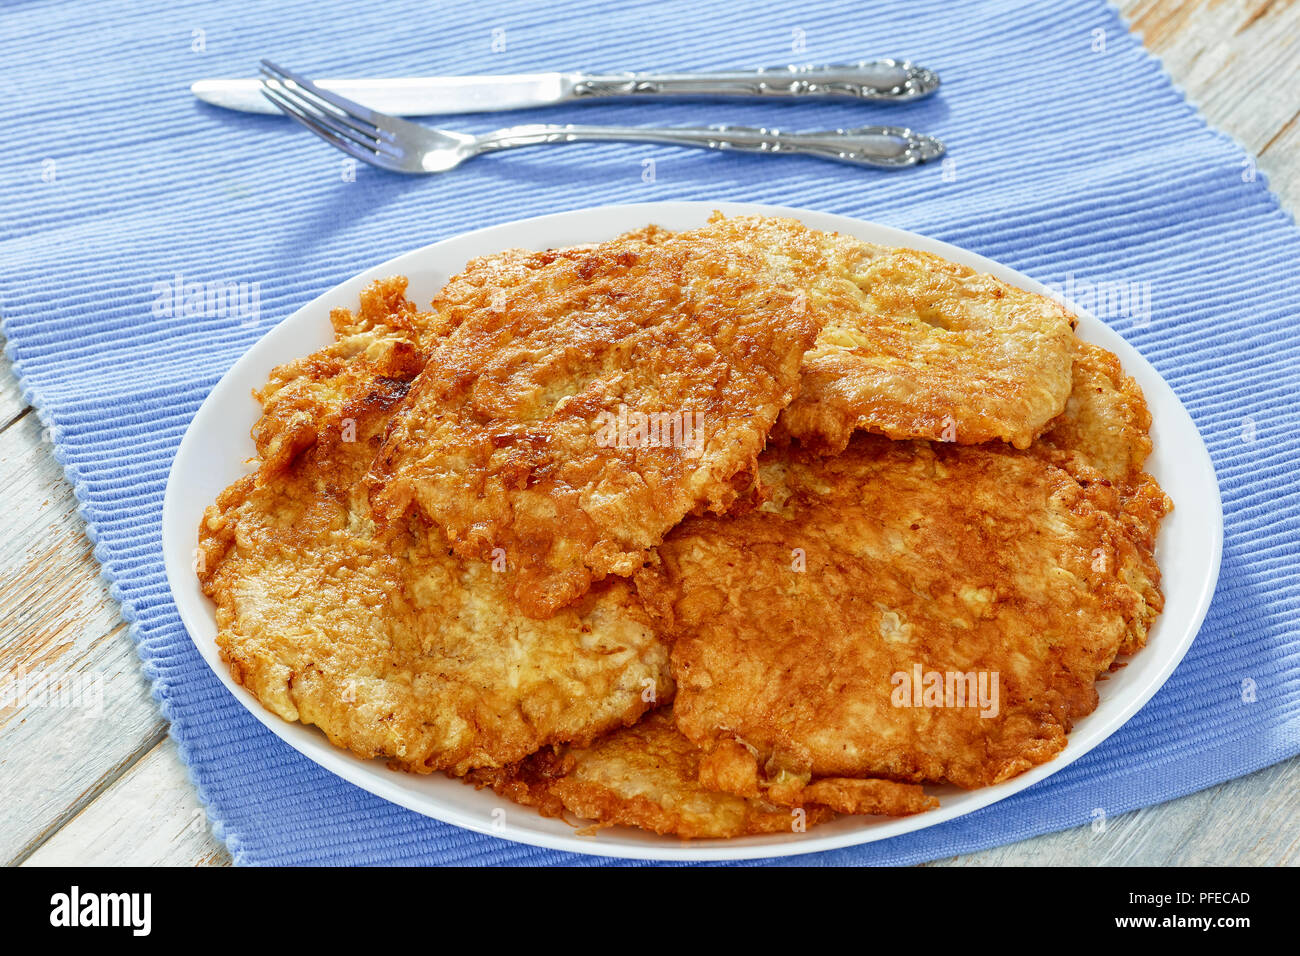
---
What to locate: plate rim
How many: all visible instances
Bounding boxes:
[162,200,1223,862]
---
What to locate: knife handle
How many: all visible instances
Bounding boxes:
[571,60,940,103]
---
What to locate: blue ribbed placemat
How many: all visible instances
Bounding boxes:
[3,0,1297,866]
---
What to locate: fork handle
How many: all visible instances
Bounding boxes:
[571,61,940,102]
[471,124,944,169]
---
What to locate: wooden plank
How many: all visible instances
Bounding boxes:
[0,404,170,865]
[0,341,31,432]
[22,739,230,868]
[928,755,1300,866]
[1119,0,1300,213]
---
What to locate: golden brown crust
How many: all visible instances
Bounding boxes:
[426,226,673,333]
[366,222,820,618]
[1022,338,1171,654]
[798,777,937,816]
[198,280,672,776]
[1028,339,1153,489]
[760,222,1076,450]
[696,740,936,816]
[328,274,455,347]
[250,278,440,476]
[469,710,841,838]
[664,434,1162,791]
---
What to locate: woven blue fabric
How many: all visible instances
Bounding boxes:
[3,0,1298,866]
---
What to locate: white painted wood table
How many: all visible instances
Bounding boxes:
[3,0,1297,866]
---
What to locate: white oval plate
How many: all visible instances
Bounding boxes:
[163,201,1222,862]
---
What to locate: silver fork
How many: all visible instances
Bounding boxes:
[258,60,944,173]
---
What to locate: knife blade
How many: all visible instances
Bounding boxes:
[191,61,940,116]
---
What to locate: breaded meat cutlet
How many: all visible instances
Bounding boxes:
[1028,338,1157,492]
[250,277,441,476]
[467,708,930,838]
[365,222,820,618]
[660,433,1166,796]
[198,281,672,776]
[1023,337,1171,652]
[697,215,1076,450]
[427,225,674,332]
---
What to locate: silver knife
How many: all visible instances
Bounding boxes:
[192,60,940,116]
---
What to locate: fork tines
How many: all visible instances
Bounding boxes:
[258,60,394,166]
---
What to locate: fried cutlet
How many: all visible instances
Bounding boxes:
[467,708,931,839]
[427,225,673,332]
[198,281,672,776]
[660,432,1166,796]
[365,222,820,618]
[695,215,1077,451]
[1028,338,1155,490]
[194,217,1171,843]
[638,214,1076,450]
[250,278,439,476]
[1023,337,1171,652]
